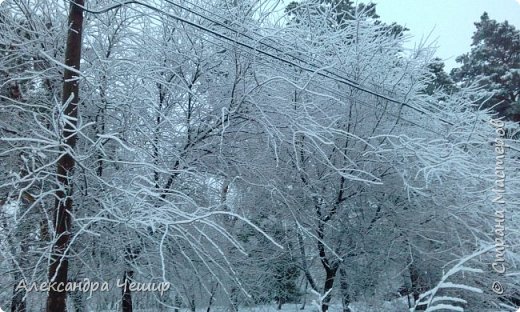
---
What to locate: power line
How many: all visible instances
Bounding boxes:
[159,0,454,125]
[146,0,456,135]
[159,0,459,125]
[78,0,453,125]
[118,7,445,137]
[164,0,392,91]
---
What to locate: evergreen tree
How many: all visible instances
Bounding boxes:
[285,0,406,38]
[451,13,520,121]
[423,57,456,95]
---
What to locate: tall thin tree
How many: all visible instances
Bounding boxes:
[46,0,84,311]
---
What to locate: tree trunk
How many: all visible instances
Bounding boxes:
[410,264,420,303]
[409,264,427,311]
[316,215,338,312]
[321,266,338,312]
[189,295,196,312]
[121,245,139,312]
[277,297,283,310]
[11,270,26,312]
[206,283,218,312]
[121,270,134,312]
[45,1,84,311]
[229,287,239,312]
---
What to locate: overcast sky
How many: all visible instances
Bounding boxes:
[371,0,520,70]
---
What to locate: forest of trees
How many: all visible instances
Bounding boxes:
[0,0,519,312]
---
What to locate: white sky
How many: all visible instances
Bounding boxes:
[371,0,520,70]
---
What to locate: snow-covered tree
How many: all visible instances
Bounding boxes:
[451,12,520,121]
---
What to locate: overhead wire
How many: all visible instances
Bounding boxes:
[159,0,455,125]
[109,8,450,137]
[170,0,467,126]
[77,0,455,126]
[163,0,400,92]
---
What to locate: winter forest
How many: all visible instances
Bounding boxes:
[0,0,519,311]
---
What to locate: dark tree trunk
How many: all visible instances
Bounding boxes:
[321,266,338,312]
[406,290,412,310]
[121,270,134,312]
[121,246,139,312]
[11,270,26,312]
[409,264,427,311]
[189,296,196,312]
[45,1,84,311]
[229,287,239,312]
[410,265,420,303]
[206,283,218,312]
[316,215,338,312]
